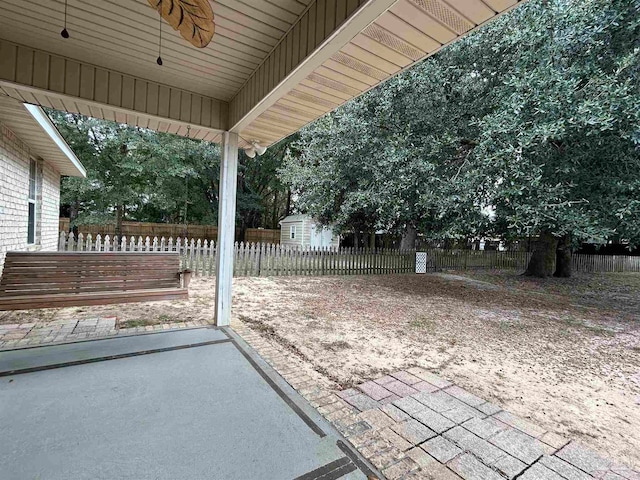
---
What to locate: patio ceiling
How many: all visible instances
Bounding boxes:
[0,0,523,149]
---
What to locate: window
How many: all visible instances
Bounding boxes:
[27,158,37,244]
[290,225,296,240]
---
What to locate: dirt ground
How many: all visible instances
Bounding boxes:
[232,272,640,470]
[1,271,638,469]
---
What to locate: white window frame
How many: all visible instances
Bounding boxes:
[290,225,296,240]
[27,158,37,245]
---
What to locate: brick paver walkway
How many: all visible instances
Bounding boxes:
[0,318,209,349]
[232,322,640,480]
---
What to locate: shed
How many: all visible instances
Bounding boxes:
[279,214,339,249]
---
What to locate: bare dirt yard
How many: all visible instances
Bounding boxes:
[1,271,638,469]
[232,272,640,470]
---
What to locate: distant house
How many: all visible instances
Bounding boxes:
[279,214,339,248]
[0,97,86,271]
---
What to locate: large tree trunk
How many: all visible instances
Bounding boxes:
[369,232,376,249]
[68,200,79,232]
[115,204,124,237]
[554,236,572,277]
[524,231,557,277]
[271,190,279,229]
[353,231,361,249]
[285,189,292,217]
[400,225,417,250]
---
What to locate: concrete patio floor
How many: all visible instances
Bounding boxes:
[0,327,379,480]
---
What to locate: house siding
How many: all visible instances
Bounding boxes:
[0,122,61,272]
[280,215,340,248]
[280,220,305,247]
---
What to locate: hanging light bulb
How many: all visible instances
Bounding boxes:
[156,0,163,65]
[61,0,70,38]
[244,147,256,158]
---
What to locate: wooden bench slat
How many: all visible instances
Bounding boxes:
[1,266,178,274]
[3,263,178,270]
[0,288,188,302]
[5,258,178,264]
[5,255,178,261]
[2,266,179,274]
[0,274,180,285]
[0,283,181,296]
[4,256,178,261]
[0,276,180,290]
[7,251,179,258]
[0,288,189,310]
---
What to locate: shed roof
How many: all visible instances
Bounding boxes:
[0,95,85,177]
[279,214,311,224]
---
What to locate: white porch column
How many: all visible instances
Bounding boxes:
[215,131,239,326]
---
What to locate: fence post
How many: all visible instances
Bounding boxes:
[58,231,66,251]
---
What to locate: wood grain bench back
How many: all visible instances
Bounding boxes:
[0,252,182,297]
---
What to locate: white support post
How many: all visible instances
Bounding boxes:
[214,131,239,326]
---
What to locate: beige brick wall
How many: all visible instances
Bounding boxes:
[41,161,61,251]
[0,122,61,272]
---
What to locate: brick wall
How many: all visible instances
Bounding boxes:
[0,122,61,272]
[41,161,61,251]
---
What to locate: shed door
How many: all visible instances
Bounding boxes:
[310,224,321,248]
[310,225,333,248]
[322,228,333,247]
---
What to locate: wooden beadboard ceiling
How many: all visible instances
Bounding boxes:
[0,83,224,143]
[0,0,313,102]
[0,0,522,148]
[239,0,520,146]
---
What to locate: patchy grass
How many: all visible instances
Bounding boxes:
[118,319,154,329]
[118,313,186,329]
[321,340,352,351]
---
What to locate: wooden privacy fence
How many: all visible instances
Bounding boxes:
[57,232,415,277]
[424,250,532,271]
[572,254,640,273]
[59,219,280,244]
[423,249,640,273]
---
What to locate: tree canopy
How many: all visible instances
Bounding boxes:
[281,0,640,274]
[50,110,293,234]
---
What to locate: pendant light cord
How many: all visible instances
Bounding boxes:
[60,0,70,38]
[157,0,163,65]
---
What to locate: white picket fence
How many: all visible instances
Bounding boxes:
[57,232,416,277]
[58,233,640,276]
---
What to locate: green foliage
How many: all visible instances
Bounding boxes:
[281,0,640,247]
[475,0,640,245]
[237,135,296,230]
[50,111,291,229]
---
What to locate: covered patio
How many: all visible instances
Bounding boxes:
[0,326,377,479]
[0,1,530,478]
[0,0,523,326]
